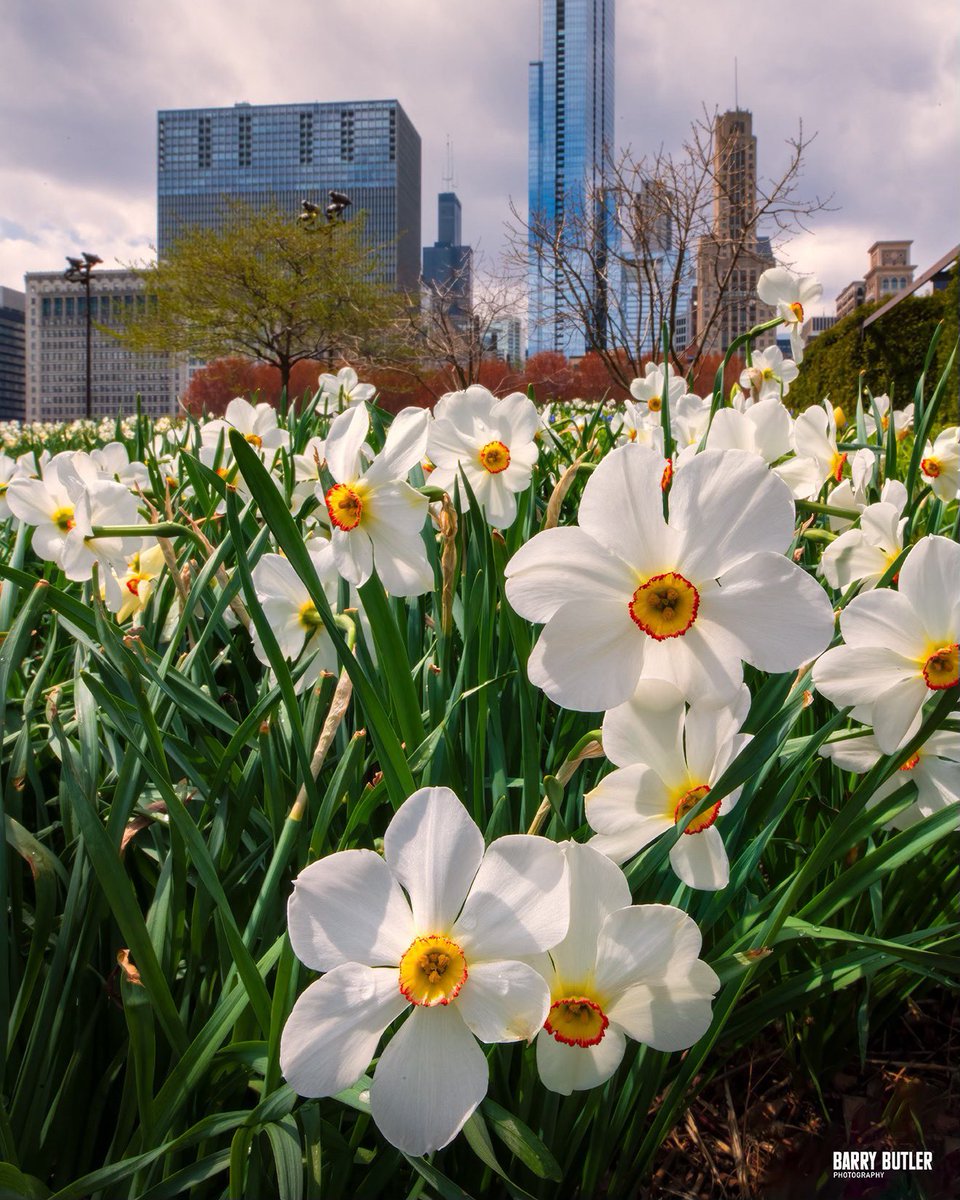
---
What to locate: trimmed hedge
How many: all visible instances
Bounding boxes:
[788,266,958,417]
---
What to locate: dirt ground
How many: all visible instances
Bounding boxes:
[647,990,960,1200]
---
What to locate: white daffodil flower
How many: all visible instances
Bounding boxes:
[317,366,377,409]
[102,541,166,623]
[505,445,835,711]
[820,500,906,592]
[820,728,960,830]
[628,363,686,414]
[615,398,665,450]
[585,681,751,888]
[281,786,569,1156]
[5,453,80,564]
[60,477,142,583]
[531,842,719,1094]
[318,404,432,596]
[89,442,151,492]
[738,346,800,403]
[757,267,823,363]
[864,394,914,444]
[775,401,850,500]
[919,427,960,502]
[702,398,793,466]
[813,535,959,753]
[427,386,540,529]
[201,397,289,456]
[0,452,28,520]
[249,540,339,692]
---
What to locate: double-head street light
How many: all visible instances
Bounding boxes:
[64,251,102,419]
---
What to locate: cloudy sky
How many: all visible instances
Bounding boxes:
[1,0,957,315]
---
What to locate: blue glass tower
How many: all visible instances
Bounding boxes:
[528,0,615,358]
[157,101,421,290]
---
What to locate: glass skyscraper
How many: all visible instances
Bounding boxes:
[157,101,421,290]
[528,0,615,358]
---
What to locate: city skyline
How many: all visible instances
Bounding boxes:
[1,0,957,317]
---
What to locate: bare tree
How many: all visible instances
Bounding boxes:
[384,252,526,399]
[511,108,833,388]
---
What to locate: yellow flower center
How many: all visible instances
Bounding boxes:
[672,784,721,834]
[245,433,263,448]
[628,427,638,442]
[880,414,890,432]
[51,505,75,532]
[544,995,609,1047]
[921,644,959,690]
[830,451,848,483]
[920,456,942,480]
[898,752,920,772]
[297,600,323,630]
[398,935,468,1007]
[478,440,511,474]
[628,571,699,640]
[788,301,804,322]
[325,483,364,532]
[647,395,662,413]
[761,367,775,381]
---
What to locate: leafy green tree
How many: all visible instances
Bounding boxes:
[118,202,407,394]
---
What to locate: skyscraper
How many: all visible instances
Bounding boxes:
[0,286,26,421]
[24,271,180,422]
[422,192,473,320]
[157,101,421,290]
[528,0,615,358]
[695,110,776,354]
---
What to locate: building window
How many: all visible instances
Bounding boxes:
[238,112,252,167]
[198,116,212,169]
[158,118,166,171]
[340,110,355,162]
[299,111,314,165]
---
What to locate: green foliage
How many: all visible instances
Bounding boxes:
[0,345,958,1197]
[117,201,406,389]
[788,266,959,416]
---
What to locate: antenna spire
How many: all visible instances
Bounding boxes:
[442,135,458,190]
[734,56,739,110]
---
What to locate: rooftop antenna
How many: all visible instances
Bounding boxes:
[442,135,458,190]
[734,56,739,110]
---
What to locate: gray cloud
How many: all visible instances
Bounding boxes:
[1,0,956,317]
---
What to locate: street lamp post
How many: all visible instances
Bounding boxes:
[64,252,102,419]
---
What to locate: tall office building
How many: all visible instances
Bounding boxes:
[528,0,615,358]
[25,271,180,422]
[0,287,26,421]
[617,181,695,356]
[695,110,776,354]
[422,192,473,319]
[157,101,421,290]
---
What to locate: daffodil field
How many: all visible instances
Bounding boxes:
[1,269,958,1198]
